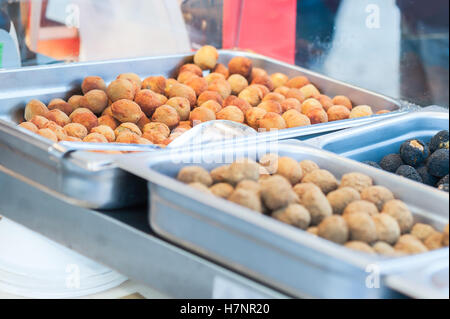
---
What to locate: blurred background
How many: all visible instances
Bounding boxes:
[0,0,448,107]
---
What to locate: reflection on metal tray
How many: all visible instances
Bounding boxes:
[115,143,449,299]
[0,50,411,209]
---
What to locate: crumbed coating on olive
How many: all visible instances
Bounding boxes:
[395,235,428,255]
[189,106,216,125]
[257,112,287,131]
[18,122,38,133]
[301,187,332,225]
[30,115,50,129]
[134,89,166,117]
[210,183,234,199]
[228,74,249,95]
[349,105,373,119]
[210,165,230,183]
[189,182,212,193]
[245,107,267,129]
[286,76,309,89]
[201,100,223,114]
[80,90,108,114]
[301,98,323,115]
[166,97,191,121]
[381,200,413,234]
[272,204,311,230]
[281,98,302,113]
[318,215,349,244]
[84,132,108,143]
[117,73,142,94]
[217,106,245,123]
[259,153,279,175]
[213,63,229,78]
[373,214,400,245]
[45,109,71,127]
[167,83,197,108]
[306,108,328,125]
[260,175,299,211]
[197,90,223,107]
[228,56,253,78]
[343,200,379,218]
[345,241,376,254]
[82,76,107,94]
[48,98,74,116]
[318,95,334,111]
[327,187,361,215]
[286,88,306,103]
[424,232,443,250]
[177,166,213,187]
[107,79,136,102]
[64,123,88,140]
[44,122,66,141]
[293,183,321,201]
[299,160,320,178]
[411,223,438,242]
[68,95,83,110]
[91,125,115,142]
[361,186,395,211]
[37,128,58,142]
[239,86,263,107]
[111,99,143,124]
[194,45,219,70]
[344,212,378,243]
[307,227,319,236]
[282,110,311,128]
[270,73,289,89]
[152,105,180,129]
[204,73,225,85]
[327,105,350,122]
[98,115,119,130]
[208,79,232,100]
[141,76,166,95]
[302,169,338,194]
[257,101,282,115]
[236,180,261,194]
[223,96,251,114]
[224,159,260,186]
[340,172,373,193]
[251,74,274,91]
[186,76,208,97]
[372,241,397,256]
[228,188,263,213]
[115,122,142,137]
[332,96,352,111]
[299,84,320,100]
[263,92,285,104]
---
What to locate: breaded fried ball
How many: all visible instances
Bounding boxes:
[228,56,253,78]
[257,101,282,115]
[228,74,249,95]
[443,224,449,246]
[82,76,106,94]
[107,79,136,102]
[327,105,351,122]
[270,73,289,89]
[197,90,223,106]
[141,76,166,95]
[307,227,319,236]
[302,169,338,194]
[84,132,108,143]
[202,100,223,113]
[70,108,98,131]
[189,106,216,125]
[343,200,379,218]
[318,95,334,111]
[318,215,349,244]
[204,72,225,85]
[208,79,232,99]
[98,114,120,131]
[25,100,49,121]
[260,175,299,211]
[91,125,115,142]
[189,182,212,193]
[210,165,230,183]
[301,187,333,225]
[68,95,83,110]
[48,98,74,116]
[276,157,303,185]
[179,64,203,77]
[372,242,397,256]
[286,88,306,103]
[177,71,198,84]
[245,108,267,130]
[340,172,373,193]
[259,153,279,175]
[345,241,376,254]
[306,108,328,124]
[194,45,219,70]
[282,110,311,128]
[263,92,285,104]
[152,105,180,129]
[210,183,234,199]
[361,186,395,211]
[45,109,70,127]
[38,128,58,142]
[301,98,323,115]
[186,76,208,96]
[373,214,400,245]
[344,212,378,243]
[258,112,287,131]
[327,187,361,215]
[224,159,260,186]
[381,200,413,234]
[44,121,66,141]
[213,63,229,78]
[177,166,213,186]
[19,122,38,133]
[223,96,251,114]
[272,204,311,230]
[166,97,191,121]
[286,76,310,89]
[167,83,197,108]
[134,89,166,117]
[239,86,263,107]
[299,84,321,100]
[217,106,245,123]
[299,160,320,177]
[251,74,274,91]
[236,180,261,194]
[114,122,142,137]
[411,223,438,242]
[281,98,302,113]
[395,235,428,255]
[424,232,443,250]
[117,73,142,93]
[80,90,108,114]
[64,123,88,140]
[228,189,263,213]
[274,86,290,97]
[332,96,352,111]
[111,99,143,123]
[349,105,373,119]
[30,115,49,129]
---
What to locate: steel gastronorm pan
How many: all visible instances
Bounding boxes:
[0,50,408,209]
[115,143,449,298]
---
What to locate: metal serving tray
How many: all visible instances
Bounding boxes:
[0,50,408,209]
[116,143,449,299]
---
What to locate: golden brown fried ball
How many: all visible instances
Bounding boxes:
[223,96,252,114]
[251,67,268,79]
[213,63,229,79]
[239,86,263,107]
[61,136,82,142]
[372,242,397,256]
[111,99,143,124]
[301,98,323,115]
[210,183,234,199]
[299,84,321,100]
[177,71,199,84]
[294,183,321,203]
[274,86,290,97]
[332,96,352,111]
[228,188,263,213]
[80,89,109,114]
[299,160,320,177]
[164,78,179,95]
[281,98,302,113]
[179,64,203,77]
[286,76,310,89]
[25,99,48,121]
[142,122,170,144]
[177,166,213,186]
[64,123,88,140]
[48,98,74,116]
[395,235,428,255]
[117,73,142,94]
[152,105,180,129]
[263,92,285,104]
[381,200,413,234]
[349,105,374,119]
[30,115,50,129]
[167,83,197,108]
[228,74,249,95]
[43,121,66,141]
[340,172,373,193]
[81,76,107,94]
[135,114,151,131]
[134,89,166,117]
[38,128,58,142]
[210,165,230,184]
[189,106,216,125]
[260,175,299,211]
[270,73,289,89]
[224,159,260,186]
[306,108,328,125]
[84,132,108,143]
[251,74,274,91]
[107,79,136,102]
[91,125,115,142]
[302,169,338,194]
[373,214,401,245]
[411,223,438,242]
[343,200,379,218]
[228,56,253,78]
[257,112,287,131]
[68,95,83,110]
[376,110,391,115]
[236,180,261,194]
[276,157,303,185]
[202,100,223,113]
[204,72,226,85]
[318,215,349,244]
[194,45,219,70]
[208,79,232,99]
[45,109,70,127]
[257,101,282,115]
[197,90,224,106]
[102,106,114,117]
[282,110,311,128]
[166,97,191,121]
[19,122,39,133]
[98,115,120,130]
[345,241,376,254]
[272,204,311,230]
[141,76,166,95]
[318,95,334,111]
[424,232,443,250]
[300,187,332,225]
[259,153,279,175]
[114,122,142,137]
[327,187,361,215]
[327,105,351,122]
[443,224,449,247]
[216,106,245,123]
[361,186,395,211]
[285,88,306,103]
[186,76,208,96]
[344,212,378,243]
[245,107,267,129]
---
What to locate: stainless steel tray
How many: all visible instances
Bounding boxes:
[0,50,409,209]
[116,143,449,299]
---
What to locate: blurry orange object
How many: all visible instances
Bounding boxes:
[223,0,297,64]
